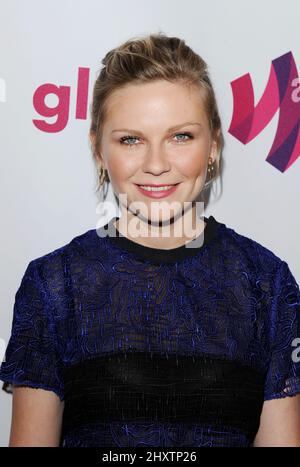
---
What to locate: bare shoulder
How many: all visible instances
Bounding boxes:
[253,393,300,447]
[9,385,65,447]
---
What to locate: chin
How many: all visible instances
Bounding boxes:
[140,211,180,227]
[125,199,183,224]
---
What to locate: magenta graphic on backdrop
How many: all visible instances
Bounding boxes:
[229,51,300,172]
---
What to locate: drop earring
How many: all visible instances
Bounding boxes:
[204,157,215,187]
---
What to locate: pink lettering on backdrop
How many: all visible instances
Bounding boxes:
[75,67,89,120]
[33,84,70,132]
[32,67,89,132]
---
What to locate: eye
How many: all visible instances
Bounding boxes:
[119,132,194,147]
[120,135,140,146]
[173,132,193,143]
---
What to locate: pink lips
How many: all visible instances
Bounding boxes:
[135,183,179,199]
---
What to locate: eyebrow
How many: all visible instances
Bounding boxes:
[111,121,203,135]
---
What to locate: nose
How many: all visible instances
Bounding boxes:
[141,143,171,176]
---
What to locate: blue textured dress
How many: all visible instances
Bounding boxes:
[1,215,300,447]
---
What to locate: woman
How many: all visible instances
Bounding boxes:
[1,32,300,447]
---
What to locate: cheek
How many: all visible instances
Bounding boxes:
[176,150,207,178]
[106,151,134,183]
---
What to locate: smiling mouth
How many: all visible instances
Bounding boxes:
[135,184,179,192]
[134,183,181,199]
[135,183,180,187]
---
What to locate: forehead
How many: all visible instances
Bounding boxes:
[104,80,208,127]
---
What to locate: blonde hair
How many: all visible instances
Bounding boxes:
[89,31,224,198]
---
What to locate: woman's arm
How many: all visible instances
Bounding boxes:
[253,393,300,447]
[9,385,65,447]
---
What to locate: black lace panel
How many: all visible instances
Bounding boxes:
[61,351,265,441]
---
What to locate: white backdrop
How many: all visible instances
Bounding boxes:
[0,0,299,446]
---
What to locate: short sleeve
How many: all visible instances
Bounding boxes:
[0,260,64,401]
[264,260,300,400]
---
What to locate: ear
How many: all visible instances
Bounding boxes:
[89,132,99,152]
[89,132,104,166]
[209,127,221,163]
[209,138,219,164]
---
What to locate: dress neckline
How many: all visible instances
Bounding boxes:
[99,215,222,264]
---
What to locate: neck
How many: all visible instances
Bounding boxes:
[114,205,206,250]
